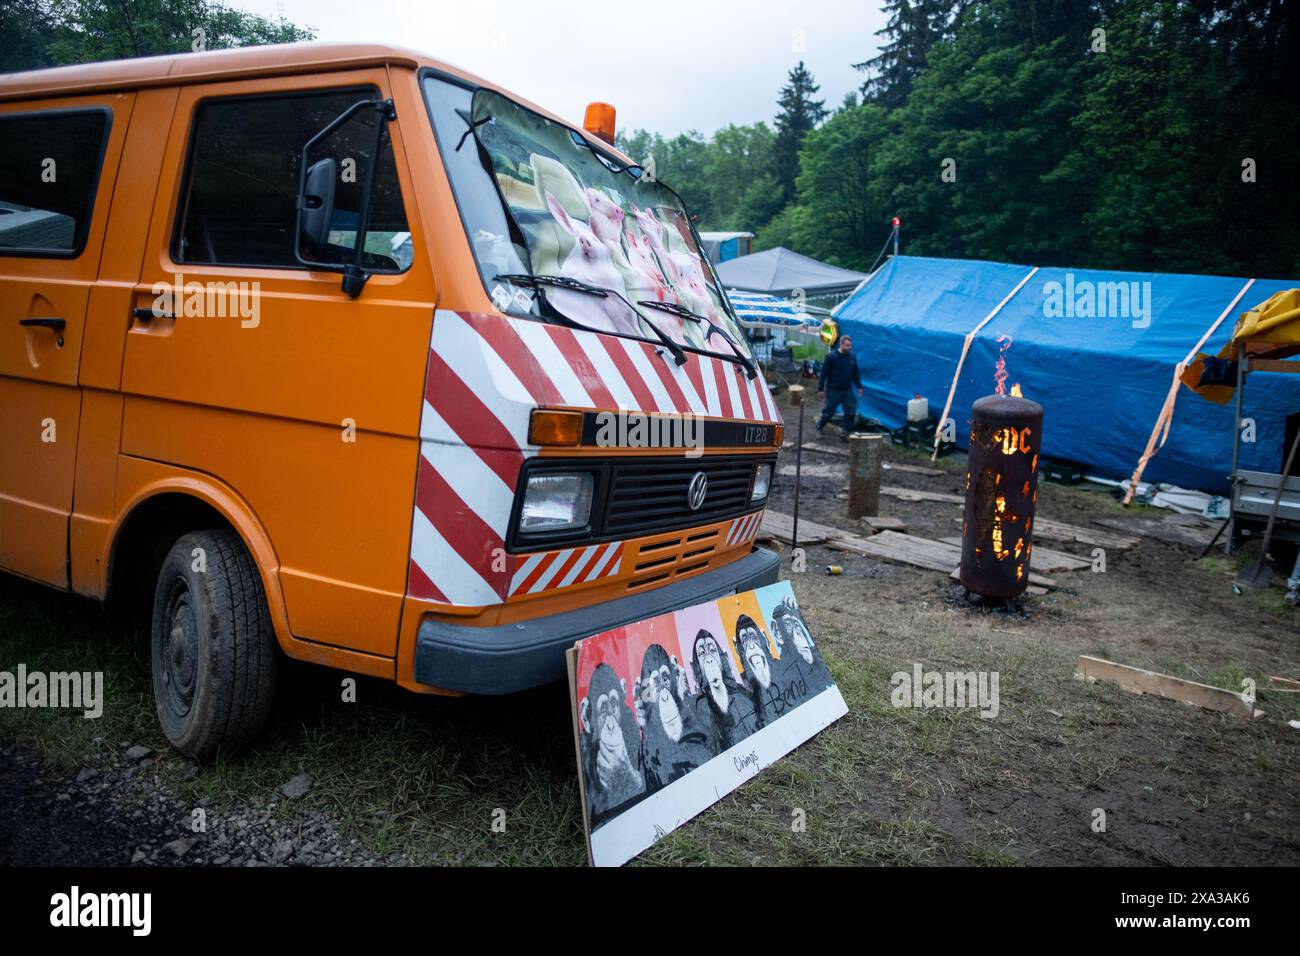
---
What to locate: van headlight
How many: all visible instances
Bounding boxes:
[751,463,772,502]
[519,473,594,532]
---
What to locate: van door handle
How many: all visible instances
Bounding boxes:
[19,317,65,330]
[131,307,175,322]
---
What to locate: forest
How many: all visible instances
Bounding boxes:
[5,1,1297,278]
[617,0,1300,279]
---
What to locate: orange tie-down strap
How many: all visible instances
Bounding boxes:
[931,267,1040,461]
[1123,278,1256,504]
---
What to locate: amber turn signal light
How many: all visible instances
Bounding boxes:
[583,102,616,145]
[529,409,584,446]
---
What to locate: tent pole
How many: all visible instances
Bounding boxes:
[1226,342,1246,554]
[1123,279,1255,505]
[931,267,1039,462]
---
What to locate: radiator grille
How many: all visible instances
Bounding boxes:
[604,457,756,537]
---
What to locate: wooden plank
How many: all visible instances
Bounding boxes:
[862,515,907,533]
[777,463,842,480]
[1074,655,1255,719]
[1032,517,1141,550]
[881,486,965,504]
[939,537,1090,572]
[802,441,849,457]
[882,461,946,477]
[759,510,834,545]
[1093,516,1222,549]
[846,530,1056,587]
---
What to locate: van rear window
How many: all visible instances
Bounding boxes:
[174,88,411,271]
[0,109,110,257]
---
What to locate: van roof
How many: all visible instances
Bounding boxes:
[0,41,636,164]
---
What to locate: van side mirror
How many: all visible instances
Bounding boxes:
[299,158,337,253]
[294,98,396,298]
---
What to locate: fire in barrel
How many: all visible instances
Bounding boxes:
[959,392,1043,600]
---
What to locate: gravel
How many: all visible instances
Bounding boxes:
[0,744,412,867]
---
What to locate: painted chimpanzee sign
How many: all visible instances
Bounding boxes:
[568,581,847,866]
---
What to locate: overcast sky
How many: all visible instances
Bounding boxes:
[236,0,886,137]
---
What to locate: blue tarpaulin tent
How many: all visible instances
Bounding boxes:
[833,255,1300,493]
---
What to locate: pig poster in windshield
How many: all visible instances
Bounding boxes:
[566,580,847,867]
[469,88,751,361]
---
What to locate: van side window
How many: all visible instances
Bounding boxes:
[174,88,411,271]
[0,109,110,257]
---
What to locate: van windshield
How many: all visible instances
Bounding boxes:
[422,75,750,362]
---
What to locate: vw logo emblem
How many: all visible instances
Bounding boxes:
[687,471,708,511]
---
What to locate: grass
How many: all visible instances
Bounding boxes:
[3,505,1298,866]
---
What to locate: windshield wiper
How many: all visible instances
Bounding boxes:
[637,299,758,380]
[496,274,687,366]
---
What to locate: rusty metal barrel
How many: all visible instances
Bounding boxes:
[959,394,1044,599]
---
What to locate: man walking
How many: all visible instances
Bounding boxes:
[817,334,863,438]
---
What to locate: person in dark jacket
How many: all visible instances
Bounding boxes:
[817,334,863,438]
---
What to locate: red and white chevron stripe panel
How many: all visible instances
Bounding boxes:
[408,310,779,607]
[507,542,624,598]
[726,511,764,548]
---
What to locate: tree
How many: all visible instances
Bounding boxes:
[772,61,828,208]
[1,0,314,71]
[854,0,956,107]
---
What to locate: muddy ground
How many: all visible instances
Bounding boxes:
[768,389,1300,865]
[1,386,1297,867]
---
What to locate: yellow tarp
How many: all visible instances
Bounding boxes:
[1181,288,1300,404]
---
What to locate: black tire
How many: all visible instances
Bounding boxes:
[150,529,278,759]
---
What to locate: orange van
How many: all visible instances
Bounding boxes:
[0,43,781,758]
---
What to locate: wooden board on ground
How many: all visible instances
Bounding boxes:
[777,463,843,480]
[882,486,965,504]
[882,461,946,477]
[762,512,1056,587]
[1092,515,1224,549]
[841,529,1057,587]
[1031,517,1141,550]
[862,515,907,533]
[939,537,1091,572]
[801,441,849,457]
[1074,655,1255,719]
[759,510,835,545]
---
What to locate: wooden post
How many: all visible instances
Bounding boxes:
[848,434,882,518]
[789,386,805,550]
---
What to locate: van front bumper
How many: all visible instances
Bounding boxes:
[414,547,781,695]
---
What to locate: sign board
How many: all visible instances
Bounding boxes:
[567,580,847,866]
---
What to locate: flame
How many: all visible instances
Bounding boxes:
[1010,383,1023,398]
[994,335,1013,395]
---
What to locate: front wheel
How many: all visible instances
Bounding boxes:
[150,529,278,759]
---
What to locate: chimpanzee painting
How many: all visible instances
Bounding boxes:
[686,627,757,753]
[765,596,834,707]
[578,659,646,828]
[635,643,718,793]
[568,581,847,866]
